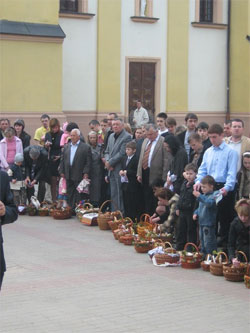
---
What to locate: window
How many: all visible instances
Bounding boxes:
[135,0,153,17]
[131,0,159,23]
[200,0,213,23]
[60,0,78,13]
[59,0,95,19]
[191,0,227,29]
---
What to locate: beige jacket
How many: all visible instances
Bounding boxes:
[137,136,172,185]
[224,135,250,156]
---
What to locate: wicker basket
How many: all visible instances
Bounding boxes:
[49,203,57,216]
[201,254,212,272]
[97,200,121,230]
[210,252,228,276]
[134,241,154,253]
[137,214,154,238]
[38,202,50,216]
[223,251,248,282]
[27,204,37,216]
[53,207,72,220]
[181,242,202,269]
[121,234,134,246]
[244,264,250,289]
[154,241,180,265]
[108,216,123,231]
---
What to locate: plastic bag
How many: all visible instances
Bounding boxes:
[77,179,90,194]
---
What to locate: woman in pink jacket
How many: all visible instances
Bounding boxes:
[0,127,23,171]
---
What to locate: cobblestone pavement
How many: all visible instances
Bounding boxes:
[0,216,249,333]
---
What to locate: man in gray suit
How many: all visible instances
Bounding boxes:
[60,129,92,208]
[137,123,172,215]
[104,118,132,212]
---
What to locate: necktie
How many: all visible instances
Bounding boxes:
[126,157,130,166]
[142,141,153,170]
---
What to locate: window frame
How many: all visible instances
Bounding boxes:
[191,0,227,29]
[131,0,159,24]
[59,0,95,20]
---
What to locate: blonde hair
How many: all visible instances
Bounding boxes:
[235,199,250,216]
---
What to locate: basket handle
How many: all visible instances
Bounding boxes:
[153,239,165,247]
[184,242,199,253]
[123,216,133,226]
[236,251,248,263]
[206,254,212,262]
[140,213,152,224]
[216,251,228,264]
[164,241,173,249]
[82,202,93,210]
[99,200,118,213]
[116,210,124,221]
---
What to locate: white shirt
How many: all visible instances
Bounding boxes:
[159,128,168,136]
[126,154,134,166]
[70,140,80,166]
[184,130,195,157]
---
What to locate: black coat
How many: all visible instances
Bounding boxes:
[59,141,92,182]
[121,155,140,193]
[177,130,194,156]
[169,148,188,194]
[176,180,196,212]
[0,170,18,278]
[202,137,212,152]
[228,217,250,261]
[19,131,31,149]
[23,146,49,182]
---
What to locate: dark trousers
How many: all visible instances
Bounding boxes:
[0,272,3,291]
[26,180,46,203]
[66,179,82,209]
[142,168,157,216]
[0,244,5,291]
[176,211,197,251]
[215,184,236,246]
[123,189,140,221]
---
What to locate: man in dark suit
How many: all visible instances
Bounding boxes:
[177,113,198,159]
[119,141,141,220]
[59,129,92,208]
[23,145,49,203]
[137,124,172,215]
[0,170,18,290]
[104,118,132,212]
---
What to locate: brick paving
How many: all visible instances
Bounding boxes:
[0,215,249,333]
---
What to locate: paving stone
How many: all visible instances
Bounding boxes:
[0,215,249,333]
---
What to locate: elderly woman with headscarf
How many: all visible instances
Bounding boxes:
[164,135,188,194]
[87,131,103,207]
[14,119,31,149]
[0,127,23,172]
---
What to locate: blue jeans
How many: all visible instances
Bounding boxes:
[199,225,217,255]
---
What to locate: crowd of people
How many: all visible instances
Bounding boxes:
[0,109,249,262]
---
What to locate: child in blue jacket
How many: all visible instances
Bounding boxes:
[193,175,220,256]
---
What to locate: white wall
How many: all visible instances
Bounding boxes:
[59,0,97,112]
[188,0,228,112]
[120,0,167,115]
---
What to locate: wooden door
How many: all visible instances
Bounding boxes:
[129,62,155,124]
